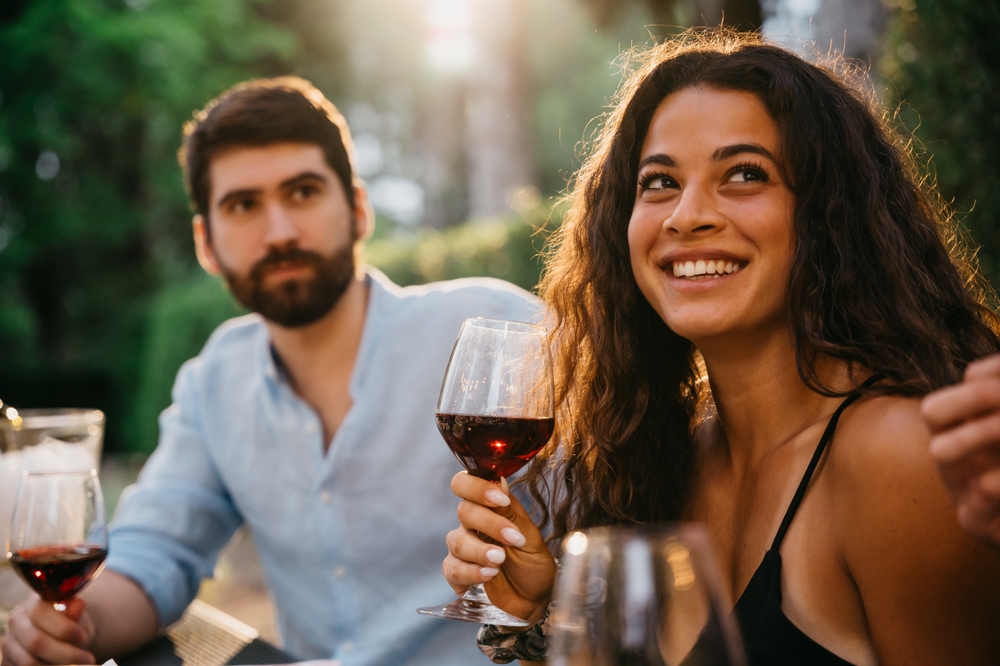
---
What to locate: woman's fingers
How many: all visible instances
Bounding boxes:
[455,499,526,547]
[442,551,502,592]
[451,471,511,507]
[447,525,506,564]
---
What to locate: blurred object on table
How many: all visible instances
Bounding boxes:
[117,599,294,666]
[0,399,23,452]
[549,524,746,666]
[197,527,278,645]
[0,408,106,633]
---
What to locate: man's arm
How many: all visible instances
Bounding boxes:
[2,571,158,665]
[921,354,1000,548]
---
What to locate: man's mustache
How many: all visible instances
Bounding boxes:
[249,247,325,282]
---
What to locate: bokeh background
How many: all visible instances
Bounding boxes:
[1,0,997,644]
[1,0,997,456]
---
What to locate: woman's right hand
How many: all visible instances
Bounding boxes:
[444,471,557,624]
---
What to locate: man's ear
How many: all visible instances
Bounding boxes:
[193,214,222,276]
[352,182,374,241]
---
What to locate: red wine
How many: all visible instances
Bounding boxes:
[437,414,554,481]
[8,544,107,602]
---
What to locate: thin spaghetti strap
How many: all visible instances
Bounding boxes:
[769,377,879,551]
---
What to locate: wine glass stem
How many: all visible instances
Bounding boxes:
[53,602,67,612]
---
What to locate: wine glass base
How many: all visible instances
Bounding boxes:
[416,584,531,627]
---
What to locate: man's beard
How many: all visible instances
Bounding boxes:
[219,241,356,328]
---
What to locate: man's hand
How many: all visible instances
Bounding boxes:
[922,355,1000,548]
[2,570,159,665]
[1,596,96,666]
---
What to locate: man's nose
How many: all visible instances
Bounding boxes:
[663,183,726,236]
[262,202,299,246]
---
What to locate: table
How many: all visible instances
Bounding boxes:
[117,600,296,666]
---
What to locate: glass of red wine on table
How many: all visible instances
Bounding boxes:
[417,317,555,627]
[5,469,108,612]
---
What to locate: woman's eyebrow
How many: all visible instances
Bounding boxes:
[637,153,677,169]
[712,143,776,162]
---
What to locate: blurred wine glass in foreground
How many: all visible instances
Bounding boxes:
[5,469,108,611]
[549,524,746,666]
[417,317,554,627]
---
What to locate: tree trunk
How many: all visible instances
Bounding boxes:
[464,0,534,220]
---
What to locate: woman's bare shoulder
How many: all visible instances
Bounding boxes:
[828,394,928,478]
[824,394,1000,664]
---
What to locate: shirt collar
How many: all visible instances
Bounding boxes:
[256,266,398,394]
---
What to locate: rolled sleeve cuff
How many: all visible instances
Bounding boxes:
[105,530,207,628]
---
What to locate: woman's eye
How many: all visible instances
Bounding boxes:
[727,165,769,184]
[640,174,677,191]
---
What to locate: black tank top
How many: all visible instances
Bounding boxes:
[730,389,865,666]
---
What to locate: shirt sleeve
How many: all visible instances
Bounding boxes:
[105,358,243,628]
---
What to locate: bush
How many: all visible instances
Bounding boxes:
[882,0,1000,285]
[129,274,246,453]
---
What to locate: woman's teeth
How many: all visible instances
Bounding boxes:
[671,260,741,279]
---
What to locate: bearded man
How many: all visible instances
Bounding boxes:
[1,77,536,666]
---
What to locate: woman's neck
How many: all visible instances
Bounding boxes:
[698,328,850,467]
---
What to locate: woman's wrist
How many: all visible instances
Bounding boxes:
[477,603,553,663]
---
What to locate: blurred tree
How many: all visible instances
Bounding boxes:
[578,0,761,30]
[882,0,1000,286]
[0,0,299,450]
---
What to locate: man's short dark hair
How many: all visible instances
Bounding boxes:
[179,76,356,225]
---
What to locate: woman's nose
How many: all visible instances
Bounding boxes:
[663,184,725,236]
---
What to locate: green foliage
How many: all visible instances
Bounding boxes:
[0,0,300,450]
[130,273,245,453]
[366,210,553,292]
[881,0,1000,285]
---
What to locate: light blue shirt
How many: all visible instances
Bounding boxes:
[107,268,539,665]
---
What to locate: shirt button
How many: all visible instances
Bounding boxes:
[320,490,332,504]
[304,423,317,435]
[342,641,354,653]
[334,566,347,579]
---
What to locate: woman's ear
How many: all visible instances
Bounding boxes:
[192,214,222,276]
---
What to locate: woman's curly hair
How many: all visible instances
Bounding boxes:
[521,29,1000,540]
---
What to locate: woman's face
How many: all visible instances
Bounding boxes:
[628,86,796,347]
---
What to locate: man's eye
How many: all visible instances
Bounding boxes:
[291,185,317,201]
[231,198,256,213]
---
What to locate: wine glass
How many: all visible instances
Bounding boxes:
[549,524,746,666]
[5,469,109,611]
[417,317,555,627]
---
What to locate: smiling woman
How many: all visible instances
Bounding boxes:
[628,87,796,345]
[442,28,1000,666]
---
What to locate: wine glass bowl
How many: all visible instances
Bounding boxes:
[418,317,555,627]
[549,524,746,666]
[5,469,108,611]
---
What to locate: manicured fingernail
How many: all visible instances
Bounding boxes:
[486,548,506,564]
[486,489,510,506]
[481,567,500,578]
[501,527,526,547]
